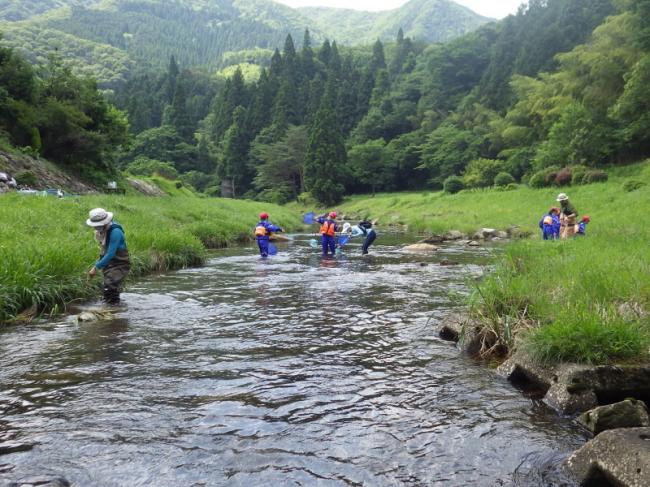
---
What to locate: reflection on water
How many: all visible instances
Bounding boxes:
[0,235,585,486]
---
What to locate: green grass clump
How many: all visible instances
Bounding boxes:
[0,194,300,324]
[523,312,650,364]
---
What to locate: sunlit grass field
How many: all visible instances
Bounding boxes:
[336,162,650,364]
[0,194,299,324]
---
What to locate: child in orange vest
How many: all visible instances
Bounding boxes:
[317,212,339,257]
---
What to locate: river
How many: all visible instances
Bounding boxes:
[0,234,586,486]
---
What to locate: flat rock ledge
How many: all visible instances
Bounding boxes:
[565,427,650,487]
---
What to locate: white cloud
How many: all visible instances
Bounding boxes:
[275,0,526,18]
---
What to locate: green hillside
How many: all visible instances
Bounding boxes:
[0,0,491,86]
[298,0,491,45]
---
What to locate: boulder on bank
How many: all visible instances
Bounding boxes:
[128,178,165,196]
[578,399,650,435]
[436,312,483,356]
[566,427,650,487]
[445,230,465,240]
[498,354,650,415]
[403,243,439,252]
[473,228,497,240]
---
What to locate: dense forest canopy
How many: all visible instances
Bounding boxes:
[2,0,649,203]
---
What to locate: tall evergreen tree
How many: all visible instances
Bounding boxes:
[304,78,347,205]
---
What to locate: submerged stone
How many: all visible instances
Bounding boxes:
[403,243,439,252]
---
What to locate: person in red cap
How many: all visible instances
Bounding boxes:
[316,211,339,257]
[254,212,283,257]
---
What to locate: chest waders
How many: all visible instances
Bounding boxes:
[101,228,131,305]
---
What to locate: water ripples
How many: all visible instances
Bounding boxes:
[0,236,585,486]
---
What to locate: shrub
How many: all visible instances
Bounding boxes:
[126,158,178,180]
[175,181,183,189]
[15,171,38,187]
[463,158,506,188]
[494,172,516,187]
[570,165,588,186]
[528,166,560,188]
[554,168,572,186]
[582,170,608,184]
[443,176,464,194]
[623,179,646,192]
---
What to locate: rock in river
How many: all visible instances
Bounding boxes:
[403,243,439,252]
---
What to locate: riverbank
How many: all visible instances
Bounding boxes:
[333,161,650,365]
[0,194,300,324]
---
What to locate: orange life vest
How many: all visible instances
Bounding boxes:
[254,225,268,237]
[320,220,336,236]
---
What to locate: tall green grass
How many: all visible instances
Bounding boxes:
[0,194,299,324]
[338,162,650,364]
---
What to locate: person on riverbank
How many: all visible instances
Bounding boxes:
[254,212,283,258]
[557,193,578,239]
[576,215,590,236]
[539,207,561,240]
[317,212,339,257]
[86,208,131,305]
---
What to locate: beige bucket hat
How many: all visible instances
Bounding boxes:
[86,208,113,227]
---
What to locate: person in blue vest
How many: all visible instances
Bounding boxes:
[254,212,283,258]
[317,212,339,257]
[576,215,590,236]
[539,207,561,240]
[86,208,131,305]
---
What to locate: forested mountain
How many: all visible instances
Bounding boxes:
[3,0,648,207]
[298,0,490,45]
[0,0,489,87]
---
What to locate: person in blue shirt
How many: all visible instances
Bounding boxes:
[254,212,283,257]
[344,220,377,254]
[539,207,561,240]
[86,208,130,305]
[576,215,590,236]
[316,212,339,257]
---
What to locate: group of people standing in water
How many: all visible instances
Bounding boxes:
[83,207,377,306]
[539,193,590,240]
[255,211,377,258]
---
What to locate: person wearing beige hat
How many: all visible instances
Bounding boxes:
[556,193,578,239]
[86,208,130,305]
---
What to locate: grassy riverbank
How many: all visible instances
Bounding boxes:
[337,162,650,364]
[0,194,299,324]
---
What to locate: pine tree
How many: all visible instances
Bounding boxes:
[219,105,250,197]
[304,78,347,205]
[169,82,193,141]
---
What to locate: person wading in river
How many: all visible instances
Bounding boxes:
[557,193,578,239]
[254,212,283,258]
[86,208,131,305]
[346,220,377,255]
[317,212,339,257]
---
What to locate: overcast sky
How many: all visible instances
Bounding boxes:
[276,0,526,19]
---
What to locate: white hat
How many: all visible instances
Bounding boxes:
[86,208,113,227]
[556,193,569,202]
[342,222,351,233]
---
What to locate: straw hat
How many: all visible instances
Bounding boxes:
[556,193,569,202]
[86,208,113,227]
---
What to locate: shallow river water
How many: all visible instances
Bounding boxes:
[0,234,586,486]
